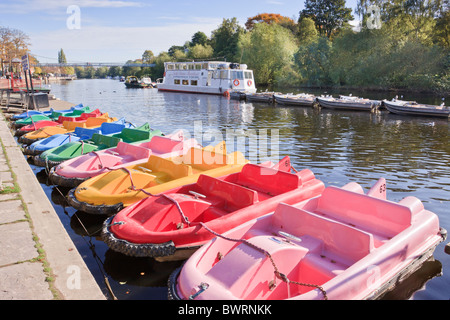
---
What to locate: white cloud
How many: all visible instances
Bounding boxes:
[266,0,284,5]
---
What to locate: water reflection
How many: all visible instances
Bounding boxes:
[38,79,450,300]
[379,259,443,300]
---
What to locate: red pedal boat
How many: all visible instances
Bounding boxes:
[101,156,325,260]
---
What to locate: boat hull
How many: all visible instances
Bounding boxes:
[317,97,378,111]
[274,95,316,107]
[246,93,276,103]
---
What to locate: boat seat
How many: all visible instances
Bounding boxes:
[272,203,375,264]
[62,121,86,131]
[147,136,183,154]
[73,127,100,140]
[99,122,126,135]
[91,133,122,149]
[84,115,111,127]
[316,186,414,239]
[236,164,302,196]
[147,155,193,179]
[182,148,228,171]
[205,235,309,299]
[197,174,258,211]
[78,109,102,119]
[115,127,152,143]
[116,142,151,160]
[52,109,85,119]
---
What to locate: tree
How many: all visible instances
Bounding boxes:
[299,0,354,38]
[245,13,296,30]
[95,66,108,78]
[434,9,450,47]
[211,18,244,61]
[0,26,30,68]
[58,48,67,64]
[108,66,122,77]
[168,45,186,57]
[188,44,214,60]
[191,31,208,46]
[150,51,171,80]
[239,23,299,85]
[295,36,333,86]
[297,17,319,43]
[142,50,154,64]
[122,59,142,76]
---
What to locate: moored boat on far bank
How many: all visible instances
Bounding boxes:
[317,95,381,112]
[383,99,449,118]
[274,93,316,107]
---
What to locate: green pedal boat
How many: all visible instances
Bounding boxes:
[33,123,162,168]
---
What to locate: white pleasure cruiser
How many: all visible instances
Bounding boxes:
[157,61,257,95]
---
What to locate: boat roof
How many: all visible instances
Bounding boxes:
[164,61,250,71]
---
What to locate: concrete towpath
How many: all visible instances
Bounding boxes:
[0,99,106,300]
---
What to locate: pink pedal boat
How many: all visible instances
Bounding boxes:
[168,178,446,300]
[102,157,325,260]
[48,130,201,188]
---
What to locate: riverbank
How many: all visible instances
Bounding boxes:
[0,99,106,300]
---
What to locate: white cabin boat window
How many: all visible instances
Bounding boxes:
[195,64,202,70]
[191,80,198,86]
[182,80,189,85]
[174,79,180,85]
[231,70,244,80]
[245,71,253,79]
[220,70,228,79]
[167,64,175,70]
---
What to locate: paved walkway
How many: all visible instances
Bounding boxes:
[0,100,106,300]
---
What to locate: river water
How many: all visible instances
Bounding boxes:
[30,79,449,300]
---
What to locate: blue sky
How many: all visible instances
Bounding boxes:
[0,0,359,63]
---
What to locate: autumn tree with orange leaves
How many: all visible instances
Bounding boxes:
[245,13,296,31]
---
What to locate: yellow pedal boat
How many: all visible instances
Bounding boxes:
[67,142,248,215]
[19,113,117,145]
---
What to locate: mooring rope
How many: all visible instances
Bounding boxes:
[197,222,328,300]
[118,167,155,195]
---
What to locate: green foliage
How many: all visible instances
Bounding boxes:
[142,50,154,63]
[211,18,245,61]
[300,0,354,38]
[433,10,450,48]
[191,31,208,46]
[297,17,319,44]
[58,49,67,64]
[188,44,214,60]
[295,36,333,86]
[239,23,299,86]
